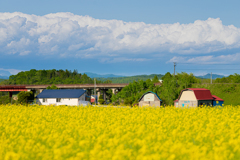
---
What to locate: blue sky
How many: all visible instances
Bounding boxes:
[0,0,240,77]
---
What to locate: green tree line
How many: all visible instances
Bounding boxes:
[215,73,240,83]
[111,72,240,106]
[1,69,111,85]
[111,72,200,106]
[96,74,164,83]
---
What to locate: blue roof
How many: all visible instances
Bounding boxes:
[36,89,86,98]
[138,91,162,102]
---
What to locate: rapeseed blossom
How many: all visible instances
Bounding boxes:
[1,105,240,160]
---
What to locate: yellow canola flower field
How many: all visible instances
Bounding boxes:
[1,105,240,160]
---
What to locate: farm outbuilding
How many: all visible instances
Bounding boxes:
[212,95,224,106]
[175,88,224,107]
[36,89,90,106]
[91,95,97,103]
[138,91,162,107]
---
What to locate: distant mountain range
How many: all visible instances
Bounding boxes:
[0,76,8,79]
[84,72,125,78]
[196,73,225,79]
[0,70,11,79]
[85,72,225,79]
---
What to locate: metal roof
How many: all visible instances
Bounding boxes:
[212,95,224,101]
[179,88,213,100]
[138,91,162,102]
[36,89,86,98]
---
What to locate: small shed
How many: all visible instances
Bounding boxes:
[212,95,224,106]
[36,89,88,106]
[91,95,97,103]
[138,91,162,107]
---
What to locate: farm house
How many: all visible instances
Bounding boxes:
[175,88,224,107]
[138,91,162,107]
[36,89,90,106]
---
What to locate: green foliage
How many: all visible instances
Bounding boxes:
[215,73,240,83]
[0,92,8,97]
[222,84,236,93]
[106,89,113,102]
[0,95,10,104]
[152,75,159,83]
[0,79,8,85]
[111,72,200,106]
[46,84,59,90]
[5,69,111,85]
[98,95,105,104]
[18,91,34,104]
[111,79,156,106]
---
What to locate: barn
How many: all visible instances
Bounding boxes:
[138,91,162,107]
[36,89,89,106]
[177,88,213,107]
[175,88,224,107]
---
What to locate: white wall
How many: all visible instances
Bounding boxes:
[37,98,78,106]
[37,93,86,106]
[177,90,197,108]
[179,91,197,101]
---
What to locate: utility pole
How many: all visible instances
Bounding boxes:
[211,72,212,84]
[174,62,176,77]
[94,78,96,104]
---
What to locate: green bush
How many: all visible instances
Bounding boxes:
[98,99,105,104]
[18,91,33,104]
[98,95,105,104]
[0,95,10,104]
[46,84,58,90]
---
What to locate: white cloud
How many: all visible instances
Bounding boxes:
[99,57,150,63]
[168,53,240,64]
[19,50,31,55]
[0,68,24,75]
[0,12,240,58]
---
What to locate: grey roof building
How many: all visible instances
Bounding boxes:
[36,89,86,98]
[36,89,87,106]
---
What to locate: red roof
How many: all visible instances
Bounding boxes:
[154,82,162,86]
[179,88,213,100]
[174,99,179,102]
[212,95,224,101]
[189,88,213,100]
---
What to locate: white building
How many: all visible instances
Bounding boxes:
[138,91,162,107]
[36,89,89,106]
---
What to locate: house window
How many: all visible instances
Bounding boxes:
[43,98,47,102]
[56,98,61,102]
